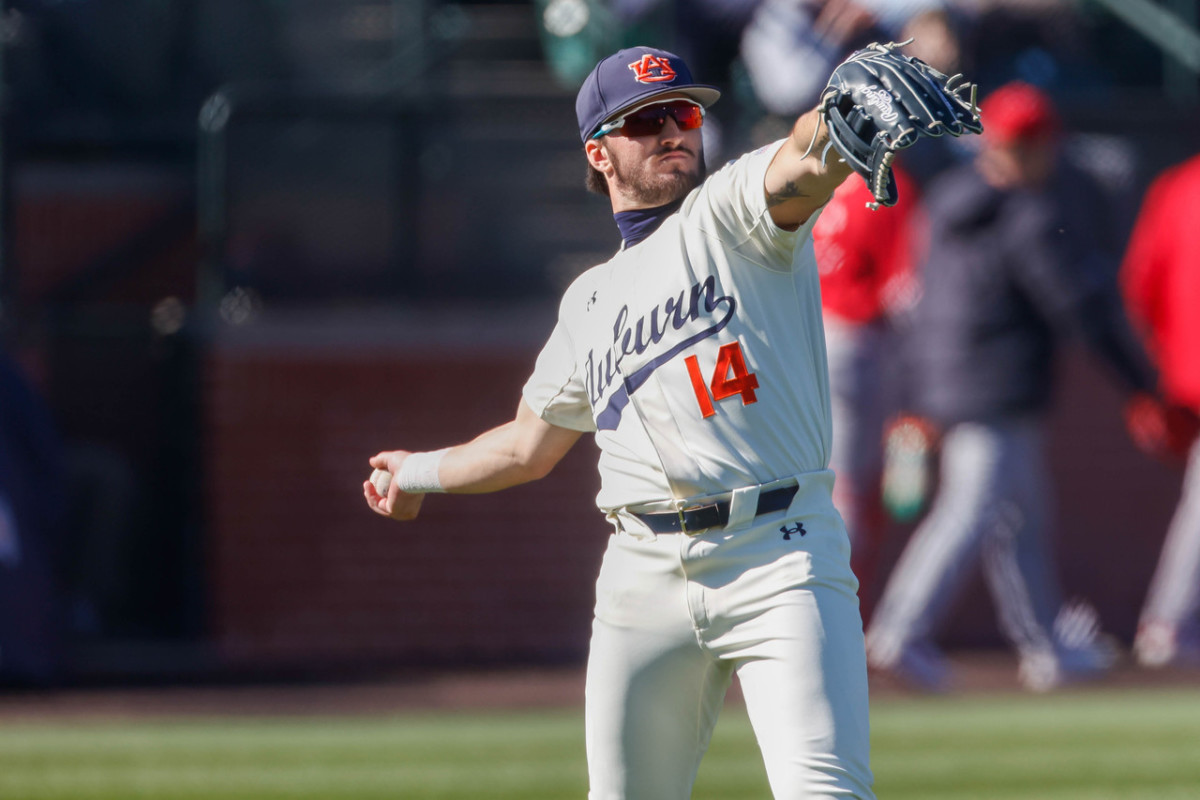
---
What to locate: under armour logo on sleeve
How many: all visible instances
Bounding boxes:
[780,522,807,540]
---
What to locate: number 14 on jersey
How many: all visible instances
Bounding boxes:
[684,341,759,418]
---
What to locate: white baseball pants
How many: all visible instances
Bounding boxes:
[585,472,875,799]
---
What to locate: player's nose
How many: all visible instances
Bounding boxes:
[659,115,684,142]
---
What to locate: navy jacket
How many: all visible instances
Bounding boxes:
[904,157,1155,426]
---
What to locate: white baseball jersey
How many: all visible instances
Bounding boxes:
[523,139,832,511]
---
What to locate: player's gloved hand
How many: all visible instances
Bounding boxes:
[818,40,984,209]
[1124,393,1200,465]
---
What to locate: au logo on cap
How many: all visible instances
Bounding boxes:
[628,54,677,84]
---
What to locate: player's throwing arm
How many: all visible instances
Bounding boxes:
[363,402,583,521]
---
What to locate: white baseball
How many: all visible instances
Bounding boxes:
[370,468,392,496]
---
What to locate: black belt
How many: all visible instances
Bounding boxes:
[632,484,799,534]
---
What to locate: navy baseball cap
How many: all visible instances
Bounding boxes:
[576,46,721,143]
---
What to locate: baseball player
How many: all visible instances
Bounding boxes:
[1121,152,1200,668]
[865,83,1160,692]
[365,44,980,798]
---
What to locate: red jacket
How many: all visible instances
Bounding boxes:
[813,166,921,324]
[1122,154,1200,410]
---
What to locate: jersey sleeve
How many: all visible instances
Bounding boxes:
[522,308,598,433]
[687,139,822,271]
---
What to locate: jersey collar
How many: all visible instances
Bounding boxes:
[614,198,684,249]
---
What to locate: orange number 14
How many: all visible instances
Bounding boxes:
[684,341,760,419]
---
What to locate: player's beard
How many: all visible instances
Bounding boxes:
[609,144,705,207]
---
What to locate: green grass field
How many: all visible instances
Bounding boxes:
[3,686,1200,799]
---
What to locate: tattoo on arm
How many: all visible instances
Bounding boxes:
[766,180,811,208]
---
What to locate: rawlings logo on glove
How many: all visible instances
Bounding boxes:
[818,41,984,209]
[860,85,899,124]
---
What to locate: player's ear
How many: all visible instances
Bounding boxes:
[585,139,613,178]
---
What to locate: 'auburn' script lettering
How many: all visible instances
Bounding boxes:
[587,275,738,430]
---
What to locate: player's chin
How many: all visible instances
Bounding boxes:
[654,168,701,200]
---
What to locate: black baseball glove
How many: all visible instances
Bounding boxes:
[818,41,984,208]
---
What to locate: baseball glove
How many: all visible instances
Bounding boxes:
[818,41,984,208]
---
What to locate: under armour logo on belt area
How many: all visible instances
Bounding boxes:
[780,522,807,540]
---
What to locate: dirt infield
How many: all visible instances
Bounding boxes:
[1,652,1197,722]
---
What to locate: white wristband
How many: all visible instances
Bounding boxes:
[395,448,450,494]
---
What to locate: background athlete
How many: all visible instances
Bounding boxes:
[865,83,1160,692]
[1121,151,1200,668]
[365,44,978,798]
[813,162,921,616]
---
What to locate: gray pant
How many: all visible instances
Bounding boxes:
[1140,437,1200,634]
[866,418,1064,663]
[825,316,902,604]
[824,317,895,577]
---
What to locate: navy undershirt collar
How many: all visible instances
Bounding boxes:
[614,199,683,249]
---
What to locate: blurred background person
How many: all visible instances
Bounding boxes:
[0,349,68,687]
[864,82,1162,692]
[896,6,980,189]
[740,0,887,118]
[813,164,922,617]
[1120,152,1200,669]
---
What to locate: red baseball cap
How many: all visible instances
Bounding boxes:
[980,82,1061,144]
